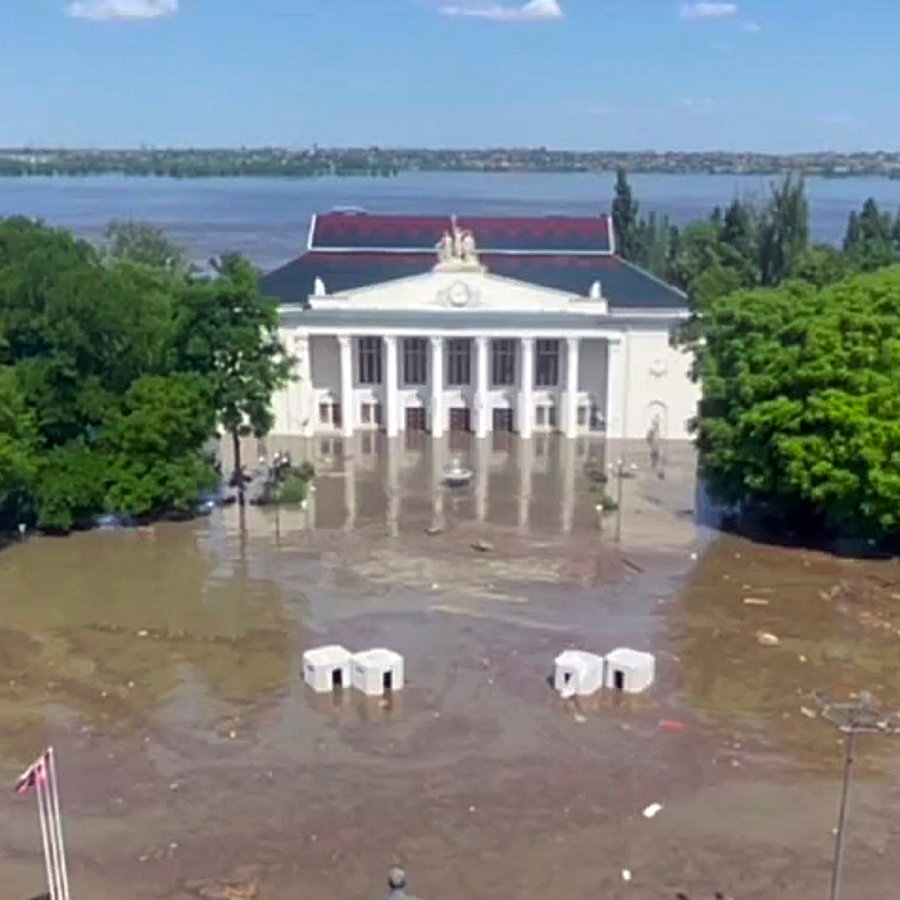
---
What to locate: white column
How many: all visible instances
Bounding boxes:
[475,336,489,438]
[518,338,534,438]
[430,336,444,438]
[384,336,400,438]
[606,337,625,441]
[294,334,313,437]
[565,337,580,439]
[338,335,354,437]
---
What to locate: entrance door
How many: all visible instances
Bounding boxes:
[613,669,625,691]
[331,668,343,690]
[449,407,471,433]
[492,408,514,433]
[406,407,427,432]
[382,671,393,693]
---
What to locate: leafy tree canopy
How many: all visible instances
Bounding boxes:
[693,267,900,540]
[0,219,286,533]
[104,220,189,273]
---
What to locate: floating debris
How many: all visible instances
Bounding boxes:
[642,802,663,819]
[756,631,780,647]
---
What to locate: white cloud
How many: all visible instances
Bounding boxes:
[65,0,178,21]
[679,2,738,20]
[439,0,563,22]
[742,20,762,32]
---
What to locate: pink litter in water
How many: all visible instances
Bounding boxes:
[658,719,686,732]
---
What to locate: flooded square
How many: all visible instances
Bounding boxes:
[1,435,899,899]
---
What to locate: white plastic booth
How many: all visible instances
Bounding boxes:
[351,648,405,696]
[553,650,605,698]
[603,647,656,694]
[302,645,352,693]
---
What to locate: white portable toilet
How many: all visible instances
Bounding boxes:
[302,645,352,693]
[604,647,656,694]
[351,648,405,696]
[554,650,605,697]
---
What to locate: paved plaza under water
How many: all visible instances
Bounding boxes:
[1,436,899,899]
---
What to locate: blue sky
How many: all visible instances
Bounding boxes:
[1,0,897,151]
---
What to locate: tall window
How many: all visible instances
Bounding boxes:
[403,338,428,385]
[446,338,472,386]
[357,337,383,385]
[535,339,560,387]
[491,339,516,387]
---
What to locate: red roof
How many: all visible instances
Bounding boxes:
[310,211,614,254]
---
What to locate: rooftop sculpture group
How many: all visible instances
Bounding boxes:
[435,217,479,267]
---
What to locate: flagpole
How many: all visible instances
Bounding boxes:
[41,772,64,900]
[35,778,60,900]
[47,748,72,900]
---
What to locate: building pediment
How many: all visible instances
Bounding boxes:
[308,268,608,315]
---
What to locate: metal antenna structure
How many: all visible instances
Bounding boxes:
[812,690,900,900]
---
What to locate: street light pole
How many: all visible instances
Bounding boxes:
[614,457,624,543]
[812,690,900,900]
[830,727,857,900]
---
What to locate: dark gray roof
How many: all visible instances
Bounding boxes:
[263,252,686,310]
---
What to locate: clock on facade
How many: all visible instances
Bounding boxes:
[447,281,471,308]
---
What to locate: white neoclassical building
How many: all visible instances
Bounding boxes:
[263,210,699,443]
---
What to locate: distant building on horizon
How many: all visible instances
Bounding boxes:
[261,208,698,444]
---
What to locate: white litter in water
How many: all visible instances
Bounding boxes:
[642,802,663,819]
[621,869,632,882]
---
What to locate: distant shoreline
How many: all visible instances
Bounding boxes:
[1,147,899,180]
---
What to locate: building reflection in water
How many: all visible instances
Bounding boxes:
[238,432,605,537]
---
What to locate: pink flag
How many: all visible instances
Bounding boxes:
[14,751,48,796]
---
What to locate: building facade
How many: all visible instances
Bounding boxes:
[262,210,699,442]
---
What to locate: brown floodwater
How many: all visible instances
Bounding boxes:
[1,435,899,900]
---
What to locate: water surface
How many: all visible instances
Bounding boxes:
[1,437,899,898]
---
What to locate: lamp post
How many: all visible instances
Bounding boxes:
[812,690,900,900]
[614,457,625,543]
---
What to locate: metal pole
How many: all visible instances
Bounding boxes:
[35,778,60,900]
[47,748,71,900]
[830,729,857,900]
[614,460,624,543]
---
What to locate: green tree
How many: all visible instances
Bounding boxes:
[0,366,39,527]
[692,266,900,541]
[792,244,851,288]
[842,198,897,272]
[104,220,188,273]
[720,198,760,284]
[635,212,679,279]
[0,217,219,533]
[105,374,217,517]
[33,442,109,532]
[173,254,291,505]
[611,168,640,261]
[757,173,809,286]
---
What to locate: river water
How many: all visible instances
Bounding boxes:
[1,436,899,899]
[3,172,900,269]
